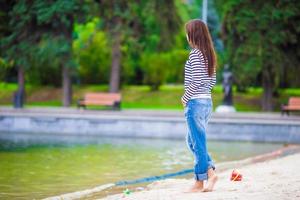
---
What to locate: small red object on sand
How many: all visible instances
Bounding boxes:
[231,169,242,181]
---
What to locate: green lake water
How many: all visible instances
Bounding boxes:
[0,132,284,199]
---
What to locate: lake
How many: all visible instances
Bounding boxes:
[0,132,284,199]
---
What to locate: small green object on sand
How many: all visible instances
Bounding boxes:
[123,188,132,195]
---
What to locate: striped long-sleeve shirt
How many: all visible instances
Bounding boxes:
[181,48,216,105]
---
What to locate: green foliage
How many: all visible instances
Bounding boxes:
[0,0,90,86]
[0,57,13,81]
[140,49,189,90]
[95,0,184,88]
[140,53,169,91]
[27,38,65,86]
[223,0,300,89]
[73,18,111,84]
[30,0,87,68]
[120,39,143,84]
[3,0,298,100]
[166,50,189,83]
[1,1,35,71]
[152,0,182,51]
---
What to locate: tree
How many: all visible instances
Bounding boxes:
[96,0,182,92]
[222,0,300,111]
[1,0,89,107]
[96,0,130,93]
[0,1,12,81]
[31,0,88,106]
[0,0,36,106]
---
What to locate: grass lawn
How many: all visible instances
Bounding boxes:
[0,82,299,112]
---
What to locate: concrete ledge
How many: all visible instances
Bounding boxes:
[1,107,300,143]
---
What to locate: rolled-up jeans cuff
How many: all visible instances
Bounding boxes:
[194,172,208,181]
[208,161,216,171]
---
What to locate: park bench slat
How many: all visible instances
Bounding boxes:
[281,97,300,115]
[82,100,114,105]
[77,92,121,110]
[282,106,300,110]
[288,98,300,105]
[85,93,121,100]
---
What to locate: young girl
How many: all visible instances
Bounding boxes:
[181,19,218,192]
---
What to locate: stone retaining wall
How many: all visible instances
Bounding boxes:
[1,113,300,143]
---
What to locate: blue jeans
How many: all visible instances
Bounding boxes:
[184,98,216,181]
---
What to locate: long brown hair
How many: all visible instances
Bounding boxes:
[185,19,217,77]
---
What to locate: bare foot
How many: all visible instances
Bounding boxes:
[202,169,218,192]
[184,181,204,193]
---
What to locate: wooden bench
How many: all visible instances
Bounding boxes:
[281,97,300,115]
[77,92,121,110]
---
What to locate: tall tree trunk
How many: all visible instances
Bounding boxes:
[62,65,72,107]
[109,31,121,93]
[17,66,25,92]
[262,68,273,111]
[16,65,25,108]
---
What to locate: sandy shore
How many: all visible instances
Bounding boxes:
[103,152,300,200]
